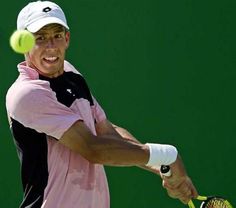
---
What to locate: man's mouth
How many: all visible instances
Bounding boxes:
[43,57,59,63]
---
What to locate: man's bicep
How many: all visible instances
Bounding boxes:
[59,120,96,158]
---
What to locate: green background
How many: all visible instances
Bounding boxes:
[0,0,235,207]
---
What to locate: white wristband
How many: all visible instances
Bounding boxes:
[145,143,178,167]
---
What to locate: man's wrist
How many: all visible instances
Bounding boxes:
[145,143,178,167]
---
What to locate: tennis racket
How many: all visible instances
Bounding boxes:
[160,165,234,208]
[188,195,233,208]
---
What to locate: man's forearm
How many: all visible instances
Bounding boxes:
[112,124,160,175]
[60,121,150,166]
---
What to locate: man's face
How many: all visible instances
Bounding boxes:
[26,24,70,78]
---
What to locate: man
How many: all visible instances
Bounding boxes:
[6,1,198,208]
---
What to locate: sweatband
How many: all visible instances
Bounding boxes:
[145,143,178,167]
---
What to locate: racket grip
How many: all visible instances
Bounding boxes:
[160,165,172,177]
[188,200,195,208]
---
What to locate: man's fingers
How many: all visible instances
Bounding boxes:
[163,176,197,204]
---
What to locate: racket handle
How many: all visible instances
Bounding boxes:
[160,165,172,177]
[188,200,195,208]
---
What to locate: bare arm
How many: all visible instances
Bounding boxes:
[59,120,149,166]
[109,123,198,203]
[111,123,160,174]
[95,121,198,203]
[59,119,197,204]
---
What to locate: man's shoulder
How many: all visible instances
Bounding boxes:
[6,78,52,109]
[8,78,50,95]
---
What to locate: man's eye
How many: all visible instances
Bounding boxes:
[36,36,45,41]
[55,34,62,38]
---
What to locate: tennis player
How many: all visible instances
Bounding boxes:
[6,1,198,207]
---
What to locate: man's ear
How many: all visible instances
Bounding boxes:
[65,31,70,49]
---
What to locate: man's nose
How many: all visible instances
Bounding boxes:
[46,37,56,48]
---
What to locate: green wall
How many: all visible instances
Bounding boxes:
[0,0,235,207]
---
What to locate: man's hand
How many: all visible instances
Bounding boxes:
[161,156,198,204]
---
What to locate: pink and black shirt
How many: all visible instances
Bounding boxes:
[6,61,110,208]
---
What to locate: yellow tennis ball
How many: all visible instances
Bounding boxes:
[10,30,35,54]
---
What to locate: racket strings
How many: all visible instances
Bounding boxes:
[205,199,230,208]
